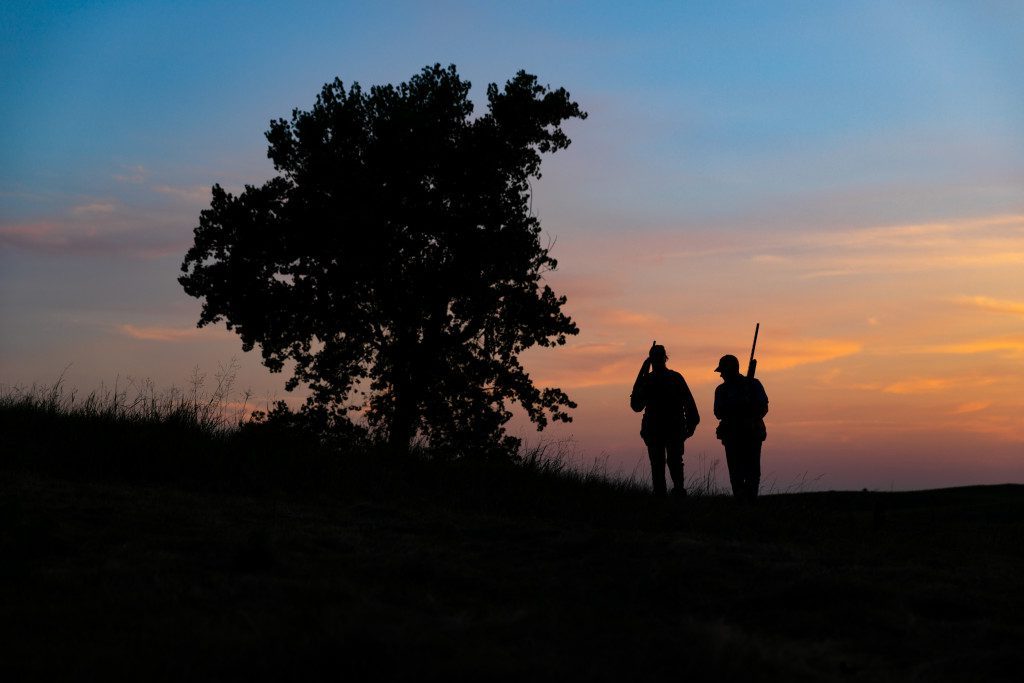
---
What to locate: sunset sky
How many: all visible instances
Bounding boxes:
[2,1,1022,490]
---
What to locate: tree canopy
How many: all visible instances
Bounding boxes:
[180,64,587,457]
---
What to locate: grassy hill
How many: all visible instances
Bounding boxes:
[2,390,1022,681]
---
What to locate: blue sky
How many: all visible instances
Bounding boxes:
[3,1,1023,488]
[5,1,1022,223]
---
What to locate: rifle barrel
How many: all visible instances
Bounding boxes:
[747,323,760,378]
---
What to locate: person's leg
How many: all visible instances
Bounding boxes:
[646,439,667,496]
[746,439,763,500]
[666,435,685,496]
[734,438,760,500]
[723,441,743,498]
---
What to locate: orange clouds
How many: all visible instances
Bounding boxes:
[950,401,990,414]
[527,342,637,389]
[921,337,1024,357]
[594,309,667,327]
[955,295,1024,317]
[759,338,863,371]
[882,378,953,395]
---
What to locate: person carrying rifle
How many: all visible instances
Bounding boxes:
[714,353,769,501]
[630,342,700,497]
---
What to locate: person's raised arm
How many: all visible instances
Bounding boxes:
[629,344,655,413]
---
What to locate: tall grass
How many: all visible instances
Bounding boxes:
[0,362,248,435]
[517,438,650,494]
[516,439,729,498]
[0,365,307,489]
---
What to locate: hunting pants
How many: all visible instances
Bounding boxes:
[723,437,762,501]
[644,432,685,497]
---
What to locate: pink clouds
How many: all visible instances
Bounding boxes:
[118,324,229,342]
[152,184,212,205]
[113,165,148,184]
[71,202,117,215]
[119,324,203,341]
[0,218,183,258]
[0,221,72,249]
[0,182,206,258]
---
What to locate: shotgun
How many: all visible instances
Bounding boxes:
[747,323,760,378]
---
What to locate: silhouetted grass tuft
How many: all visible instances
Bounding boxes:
[0,371,332,490]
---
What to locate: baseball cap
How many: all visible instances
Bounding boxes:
[714,354,739,372]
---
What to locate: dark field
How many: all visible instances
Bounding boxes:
[2,400,1022,681]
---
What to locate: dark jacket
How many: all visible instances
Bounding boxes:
[631,369,700,441]
[714,375,768,442]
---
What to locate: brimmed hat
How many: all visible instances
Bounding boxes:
[715,354,739,372]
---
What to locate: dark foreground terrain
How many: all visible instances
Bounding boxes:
[2,402,1022,681]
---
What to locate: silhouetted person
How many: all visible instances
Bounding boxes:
[630,343,700,497]
[714,354,768,501]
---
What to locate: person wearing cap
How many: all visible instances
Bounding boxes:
[713,354,769,501]
[630,342,700,497]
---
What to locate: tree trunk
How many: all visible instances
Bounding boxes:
[387,382,416,457]
[387,298,444,457]
[387,329,420,458]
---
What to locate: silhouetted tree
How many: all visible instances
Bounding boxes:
[180,64,586,457]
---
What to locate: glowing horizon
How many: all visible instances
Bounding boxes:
[508,211,1024,489]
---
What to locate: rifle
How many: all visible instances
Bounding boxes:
[747,323,760,378]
